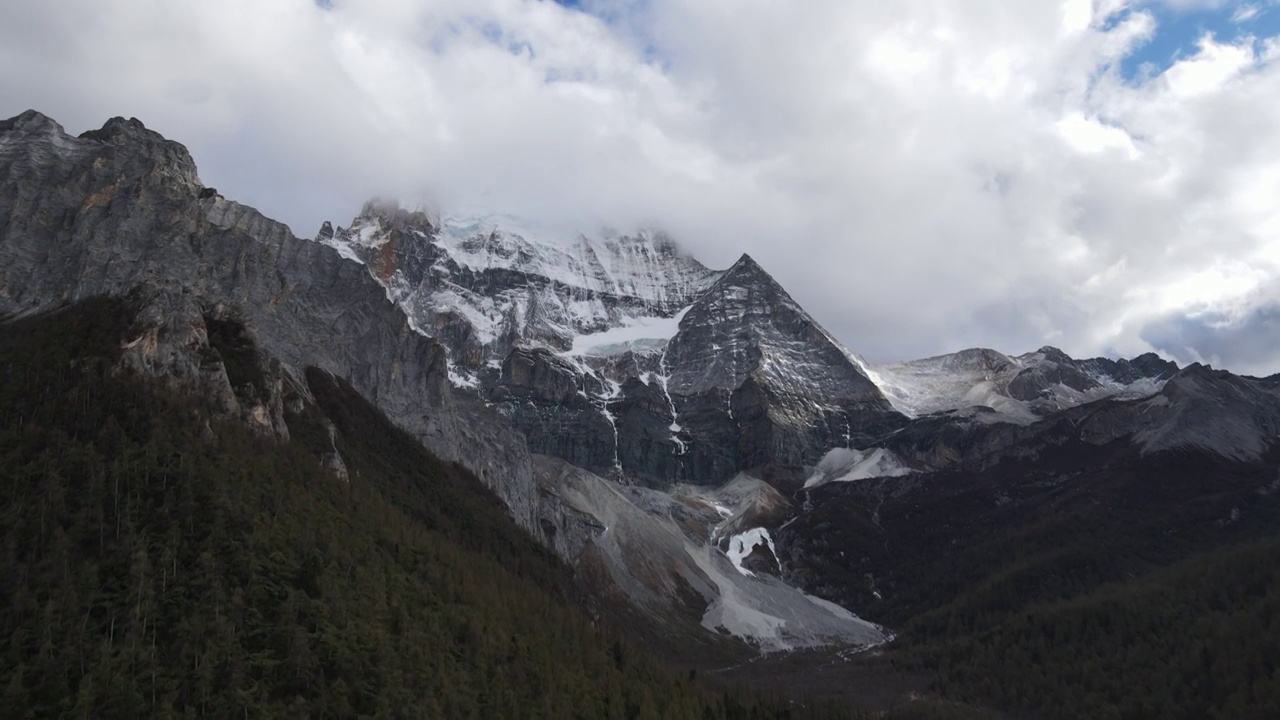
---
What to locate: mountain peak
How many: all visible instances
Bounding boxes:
[80,116,169,148]
[0,111,70,152]
[0,110,201,193]
[1173,362,1223,381]
[356,198,436,234]
[1032,345,1074,364]
[666,251,891,403]
[710,252,790,300]
[723,252,767,277]
[0,109,62,134]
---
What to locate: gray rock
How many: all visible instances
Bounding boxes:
[661,254,904,485]
[874,361,1280,474]
[318,203,910,488]
[874,345,1178,421]
[0,110,540,532]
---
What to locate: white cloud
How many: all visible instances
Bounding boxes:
[1162,34,1256,97]
[1056,112,1141,157]
[0,0,1278,371]
[1232,4,1261,22]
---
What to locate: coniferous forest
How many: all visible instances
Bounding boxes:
[0,296,995,718]
[2,296,1277,719]
[929,538,1280,720]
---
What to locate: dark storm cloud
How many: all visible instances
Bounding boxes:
[1142,303,1280,376]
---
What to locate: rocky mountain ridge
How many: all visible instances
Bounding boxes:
[317,201,912,487]
[0,110,540,534]
[7,109,1280,659]
[869,345,1178,423]
[316,202,722,372]
[318,199,1193,491]
[0,110,900,651]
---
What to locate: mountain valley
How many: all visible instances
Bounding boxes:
[2,109,1279,719]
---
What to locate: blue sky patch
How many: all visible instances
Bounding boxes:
[1120,2,1280,81]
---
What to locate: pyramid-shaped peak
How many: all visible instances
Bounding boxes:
[724,252,766,275]
[712,252,788,294]
[665,249,892,411]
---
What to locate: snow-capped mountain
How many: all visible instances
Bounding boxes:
[316,201,720,377]
[659,254,900,482]
[318,202,902,487]
[317,201,1191,491]
[866,346,1177,424]
[9,111,1280,678]
[314,201,1197,492]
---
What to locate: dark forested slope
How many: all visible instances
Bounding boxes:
[0,295,898,719]
[776,418,1280,719]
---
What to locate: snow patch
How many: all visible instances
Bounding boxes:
[804,447,912,489]
[867,349,1167,422]
[725,528,778,578]
[319,235,365,264]
[565,305,691,357]
[447,361,480,389]
[429,288,501,344]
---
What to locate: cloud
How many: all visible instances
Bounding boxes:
[1232,5,1261,23]
[0,0,1278,372]
[1142,298,1280,376]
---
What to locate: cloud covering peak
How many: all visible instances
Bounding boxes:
[2,0,1278,372]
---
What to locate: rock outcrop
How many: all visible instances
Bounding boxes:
[0,110,540,532]
[660,254,903,486]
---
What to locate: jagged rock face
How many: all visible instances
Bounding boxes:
[870,344,1178,423]
[534,252,907,485]
[1081,364,1280,462]
[1005,347,1098,400]
[658,255,903,486]
[0,111,541,534]
[317,204,722,373]
[666,255,885,404]
[614,377,687,481]
[861,360,1280,479]
[109,289,308,444]
[319,206,903,487]
[492,347,621,472]
[1004,346,1177,406]
[1078,352,1178,385]
[116,292,243,422]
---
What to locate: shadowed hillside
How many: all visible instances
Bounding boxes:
[0,296,980,719]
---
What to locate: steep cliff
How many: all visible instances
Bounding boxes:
[0,110,540,532]
[320,206,906,487]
